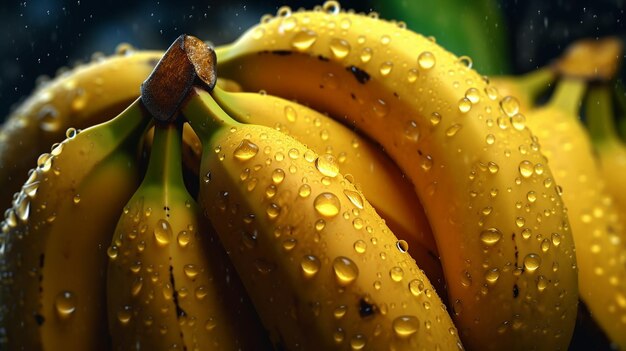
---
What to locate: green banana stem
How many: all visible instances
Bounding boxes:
[141,121,184,189]
[549,78,587,117]
[103,98,148,142]
[182,87,241,143]
[515,67,555,103]
[585,84,620,144]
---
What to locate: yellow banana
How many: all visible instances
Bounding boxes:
[585,84,626,230]
[0,48,162,209]
[106,121,270,350]
[0,99,149,350]
[215,4,579,349]
[525,78,626,348]
[210,86,444,291]
[183,86,463,350]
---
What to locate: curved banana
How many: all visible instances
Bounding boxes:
[106,121,270,350]
[214,4,579,350]
[183,86,463,350]
[210,86,444,291]
[0,49,162,209]
[526,78,626,348]
[0,99,149,350]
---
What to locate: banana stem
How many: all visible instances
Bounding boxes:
[549,78,587,117]
[516,67,555,103]
[585,84,620,144]
[181,87,241,143]
[106,98,149,141]
[142,121,185,189]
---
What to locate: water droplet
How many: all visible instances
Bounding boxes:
[511,113,526,130]
[523,253,541,272]
[322,0,341,14]
[430,112,442,125]
[333,256,358,285]
[350,333,366,350]
[360,47,373,63]
[298,184,312,198]
[301,255,321,278]
[284,105,297,122]
[55,291,77,319]
[551,233,561,247]
[272,168,286,184]
[107,245,118,260]
[527,191,537,203]
[486,134,496,145]
[389,266,404,282]
[485,85,499,100]
[403,120,420,142]
[330,38,351,59]
[353,240,367,253]
[457,56,473,69]
[380,34,391,45]
[409,279,425,296]
[485,268,500,284]
[458,97,472,113]
[519,160,534,178]
[392,315,419,337]
[379,61,393,76]
[314,193,341,217]
[266,203,281,219]
[343,190,364,209]
[536,275,548,292]
[333,305,348,319]
[154,219,172,246]
[252,27,265,40]
[37,105,60,132]
[316,154,339,177]
[205,317,217,331]
[233,139,259,161]
[417,51,436,70]
[66,127,78,139]
[291,29,318,51]
[446,124,462,137]
[372,98,389,118]
[396,240,409,253]
[407,68,419,83]
[117,305,132,325]
[480,228,502,245]
[500,96,520,117]
[183,264,200,279]
[465,88,480,103]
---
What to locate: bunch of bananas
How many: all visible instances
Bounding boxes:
[0,2,625,350]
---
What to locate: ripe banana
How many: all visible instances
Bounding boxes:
[0,48,162,209]
[183,86,463,350]
[106,121,270,350]
[585,84,626,233]
[215,4,579,349]
[525,78,626,348]
[0,99,149,350]
[210,85,444,291]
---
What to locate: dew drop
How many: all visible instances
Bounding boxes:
[314,193,341,217]
[272,168,286,184]
[55,291,77,319]
[316,154,339,177]
[409,279,425,296]
[233,139,259,161]
[330,38,351,60]
[117,305,132,325]
[457,56,473,69]
[523,253,541,272]
[291,29,318,51]
[354,240,367,253]
[500,96,520,117]
[284,105,297,122]
[486,134,496,145]
[333,256,358,285]
[407,68,419,83]
[389,266,404,282]
[519,160,534,178]
[37,105,60,132]
[392,315,419,337]
[446,124,462,137]
[403,120,420,142]
[350,334,366,350]
[360,47,373,63]
[379,61,393,76]
[343,190,364,209]
[301,255,321,278]
[480,228,502,245]
[417,51,436,70]
[465,87,480,103]
[458,97,472,113]
[511,113,526,130]
[485,268,500,284]
[183,264,200,279]
[154,219,172,246]
[266,203,281,219]
[430,112,442,125]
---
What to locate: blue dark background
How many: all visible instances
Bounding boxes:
[1,0,625,120]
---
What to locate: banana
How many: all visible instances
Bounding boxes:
[106,120,270,350]
[526,78,626,348]
[183,86,463,350]
[210,85,444,291]
[214,4,579,349]
[0,99,149,350]
[0,48,162,209]
[585,84,626,233]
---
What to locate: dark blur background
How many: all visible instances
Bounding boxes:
[0,0,625,120]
